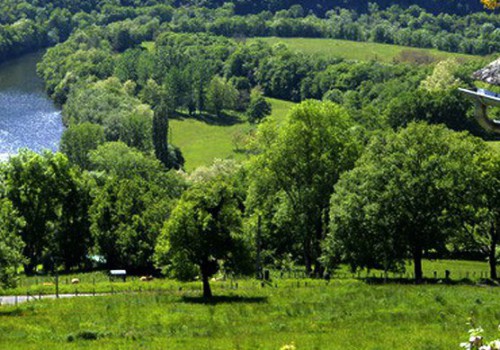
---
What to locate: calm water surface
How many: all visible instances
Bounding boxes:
[0,51,63,161]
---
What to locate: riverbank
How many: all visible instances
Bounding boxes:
[0,51,63,160]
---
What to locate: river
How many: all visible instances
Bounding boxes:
[0,51,63,162]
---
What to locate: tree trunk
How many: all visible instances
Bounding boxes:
[313,261,324,278]
[304,241,312,277]
[489,223,498,280]
[202,271,212,299]
[413,246,423,283]
[23,262,36,276]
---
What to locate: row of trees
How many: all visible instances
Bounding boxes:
[176,0,488,16]
[1,102,498,297]
[326,123,500,281]
[0,0,489,27]
[0,143,185,280]
[246,102,499,282]
[168,4,499,55]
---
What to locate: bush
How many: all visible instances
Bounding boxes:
[460,325,500,349]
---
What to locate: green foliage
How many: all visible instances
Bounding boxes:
[256,44,311,101]
[89,142,185,271]
[385,88,485,137]
[206,76,238,118]
[1,150,91,274]
[63,77,153,152]
[247,100,361,274]
[324,123,490,281]
[459,149,500,279]
[420,59,461,92]
[246,87,272,123]
[0,198,25,288]
[143,79,174,169]
[2,0,498,296]
[156,161,250,297]
[89,142,162,179]
[60,123,106,170]
[37,28,114,103]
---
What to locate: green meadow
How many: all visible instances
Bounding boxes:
[6,259,497,297]
[248,37,480,63]
[170,98,295,171]
[2,278,500,349]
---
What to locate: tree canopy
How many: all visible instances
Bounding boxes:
[0,198,25,288]
[155,161,250,298]
[324,123,491,281]
[247,100,361,275]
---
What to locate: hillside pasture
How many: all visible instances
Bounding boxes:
[248,37,481,63]
[170,98,295,170]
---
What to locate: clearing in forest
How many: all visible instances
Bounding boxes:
[248,37,481,63]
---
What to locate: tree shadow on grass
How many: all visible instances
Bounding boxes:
[173,110,244,126]
[181,295,268,305]
[362,277,481,286]
[0,308,26,317]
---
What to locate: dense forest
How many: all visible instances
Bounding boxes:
[0,0,499,295]
[176,0,487,16]
[0,0,498,64]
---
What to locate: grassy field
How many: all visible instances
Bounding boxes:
[2,279,500,349]
[170,98,295,171]
[6,259,498,297]
[2,260,499,349]
[248,37,480,63]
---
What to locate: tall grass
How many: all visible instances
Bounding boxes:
[1,279,500,349]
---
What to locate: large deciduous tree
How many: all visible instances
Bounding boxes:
[460,148,500,279]
[2,150,91,274]
[247,100,361,276]
[89,142,185,272]
[155,161,250,298]
[206,76,238,118]
[246,87,272,124]
[324,122,487,282]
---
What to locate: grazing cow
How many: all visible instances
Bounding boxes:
[140,276,154,282]
[71,278,80,285]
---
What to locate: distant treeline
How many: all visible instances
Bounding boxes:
[176,0,487,16]
[0,0,497,64]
